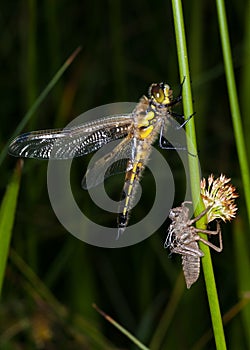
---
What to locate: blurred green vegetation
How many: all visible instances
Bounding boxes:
[0,0,249,349]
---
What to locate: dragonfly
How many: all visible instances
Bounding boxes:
[9,82,187,237]
[165,201,222,288]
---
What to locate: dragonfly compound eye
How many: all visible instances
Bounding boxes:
[149,83,171,105]
[151,84,165,103]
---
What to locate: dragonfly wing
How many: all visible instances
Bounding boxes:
[82,137,134,189]
[9,128,69,159]
[159,114,187,150]
[8,115,133,159]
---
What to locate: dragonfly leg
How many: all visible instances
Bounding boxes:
[195,221,223,252]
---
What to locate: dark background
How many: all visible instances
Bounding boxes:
[1,1,249,349]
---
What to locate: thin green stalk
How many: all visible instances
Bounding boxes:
[0,161,23,296]
[233,216,250,347]
[26,0,37,110]
[108,0,127,99]
[149,273,184,349]
[10,250,116,349]
[215,0,250,227]
[171,1,226,349]
[93,304,150,350]
[0,47,81,167]
[215,2,250,345]
[192,295,250,350]
[240,0,250,151]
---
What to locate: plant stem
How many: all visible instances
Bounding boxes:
[171,1,227,349]
[215,0,250,226]
[0,161,23,296]
[0,47,81,167]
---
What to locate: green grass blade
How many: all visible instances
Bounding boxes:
[0,160,23,296]
[26,0,38,109]
[171,1,227,349]
[233,217,250,347]
[93,304,150,350]
[0,47,81,167]
[108,0,127,99]
[240,1,250,151]
[149,274,184,349]
[215,1,250,345]
[10,250,116,349]
[215,0,250,226]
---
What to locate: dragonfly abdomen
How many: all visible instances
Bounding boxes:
[182,247,201,289]
[117,160,144,237]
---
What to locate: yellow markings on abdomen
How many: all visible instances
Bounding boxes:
[118,161,143,237]
[123,161,143,210]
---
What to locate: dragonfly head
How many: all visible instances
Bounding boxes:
[149,83,172,107]
[169,204,189,222]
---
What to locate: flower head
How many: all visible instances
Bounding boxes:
[200,174,238,223]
